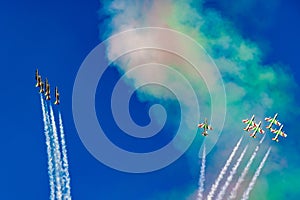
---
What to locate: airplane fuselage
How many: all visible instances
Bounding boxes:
[202,126,208,136]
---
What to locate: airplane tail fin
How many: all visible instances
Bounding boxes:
[250,134,256,138]
[46,95,50,100]
[54,100,59,105]
[39,88,44,93]
[202,132,208,136]
[272,138,279,142]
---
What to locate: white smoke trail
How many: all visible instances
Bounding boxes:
[49,104,63,200]
[228,135,266,199]
[197,145,206,200]
[40,95,55,200]
[216,144,248,200]
[207,137,243,200]
[58,112,72,200]
[241,147,271,200]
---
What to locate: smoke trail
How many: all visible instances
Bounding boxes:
[216,144,248,200]
[197,145,206,200]
[45,102,61,199]
[49,104,63,200]
[207,137,243,200]
[58,112,72,200]
[228,135,266,199]
[40,95,55,200]
[241,147,271,200]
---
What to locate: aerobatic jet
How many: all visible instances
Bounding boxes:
[35,69,42,88]
[198,118,213,136]
[45,78,50,100]
[39,81,44,93]
[270,125,287,142]
[265,113,281,129]
[54,87,60,105]
[248,121,265,138]
[242,115,255,131]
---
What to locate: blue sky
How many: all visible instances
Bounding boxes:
[0,0,300,199]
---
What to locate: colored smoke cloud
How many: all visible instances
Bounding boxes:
[98,0,299,198]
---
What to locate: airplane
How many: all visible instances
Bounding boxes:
[45,78,50,100]
[39,81,45,93]
[265,113,281,129]
[242,115,255,131]
[270,125,287,142]
[197,118,213,136]
[248,121,265,138]
[35,69,42,87]
[54,87,60,105]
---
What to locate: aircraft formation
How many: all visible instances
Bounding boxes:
[243,113,287,142]
[35,69,60,105]
[197,113,287,142]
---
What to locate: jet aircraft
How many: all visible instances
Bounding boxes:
[270,125,287,142]
[54,87,60,105]
[35,69,42,88]
[242,115,255,131]
[265,113,281,129]
[45,78,50,100]
[39,81,44,93]
[198,118,213,136]
[35,69,44,93]
[248,121,265,138]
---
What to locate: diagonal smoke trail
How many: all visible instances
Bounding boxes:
[207,137,243,200]
[58,112,72,200]
[197,145,206,200]
[216,145,249,200]
[241,147,271,200]
[40,95,55,200]
[228,135,266,200]
[49,104,63,200]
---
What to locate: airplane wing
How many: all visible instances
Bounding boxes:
[208,125,213,130]
[279,131,287,137]
[264,117,272,122]
[270,128,277,133]
[242,119,251,124]
[248,125,255,130]
[198,123,205,128]
[258,128,265,134]
[242,119,249,123]
[242,119,255,126]
[273,119,282,126]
